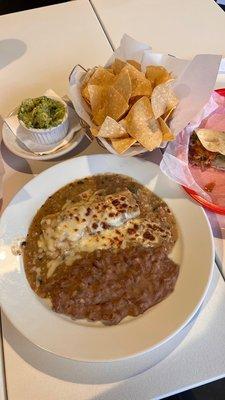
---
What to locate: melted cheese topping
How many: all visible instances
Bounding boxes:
[39,190,140,255]
[43,219,170,278]
[38,190,171,278]
[61,218,167,263]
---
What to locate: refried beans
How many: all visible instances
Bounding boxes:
[23,173,179,325]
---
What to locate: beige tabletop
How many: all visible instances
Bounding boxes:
[1,1,225,399]
[92,0,225,58]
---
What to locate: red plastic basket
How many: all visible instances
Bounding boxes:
[182,88,225,214]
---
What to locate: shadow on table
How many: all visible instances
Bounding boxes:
[207,211,225,240]
[0,135,91,175]
[206,211,224,274]
[1,140,32,174]
[2,311,195,385]
[2,265,219,386]
[51,135,91,161]
[0,39,26,69]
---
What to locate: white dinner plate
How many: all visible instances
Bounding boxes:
[0,155,214,362]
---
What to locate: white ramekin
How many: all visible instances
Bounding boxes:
[18,97,69,145]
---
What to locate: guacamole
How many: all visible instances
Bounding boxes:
[18,96,66,129]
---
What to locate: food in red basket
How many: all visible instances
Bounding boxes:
[188,129,225,207]
[197,128,225,155]
[204,181,215,193]
[185,89,225,211]
[189,131,225,171]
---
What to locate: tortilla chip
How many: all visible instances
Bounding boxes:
[126,96,162,151]
[81,67,96,87]
[151,80,178,119]
[89,85,129,125]
[88,66,115,86]
[105,67,114,74]
[113,69,132,102]
[82,85,91,104]
[111,137,137,154]
[132,79,152,98]
[128,96,143,109]
[93,107,107,126]
[88,85,108,125]
[90,126,100,137]
[127,60,141,71]
[158,117,174,141]
[119,118,127,130]
[81,68,97,102]
[146,65,171,88]
[105,86,129,121]
[82,67,115,102]
[196,129,225,155]
[111,58,127,75]
[97,116,128,139]
[162,106,175,122]
[123,64,152,98]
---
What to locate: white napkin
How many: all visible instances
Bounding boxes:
[4,89,80,153]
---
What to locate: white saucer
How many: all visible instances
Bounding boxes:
[2,104,85,160]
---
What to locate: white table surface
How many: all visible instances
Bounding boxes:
[91,0,225,275]
[91,0,225,58]
[1,1,225,399]
[0,0,112,118]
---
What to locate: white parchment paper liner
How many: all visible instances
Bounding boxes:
[69,34,221,156]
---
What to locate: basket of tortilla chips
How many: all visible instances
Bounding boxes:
[69,35,221,156]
